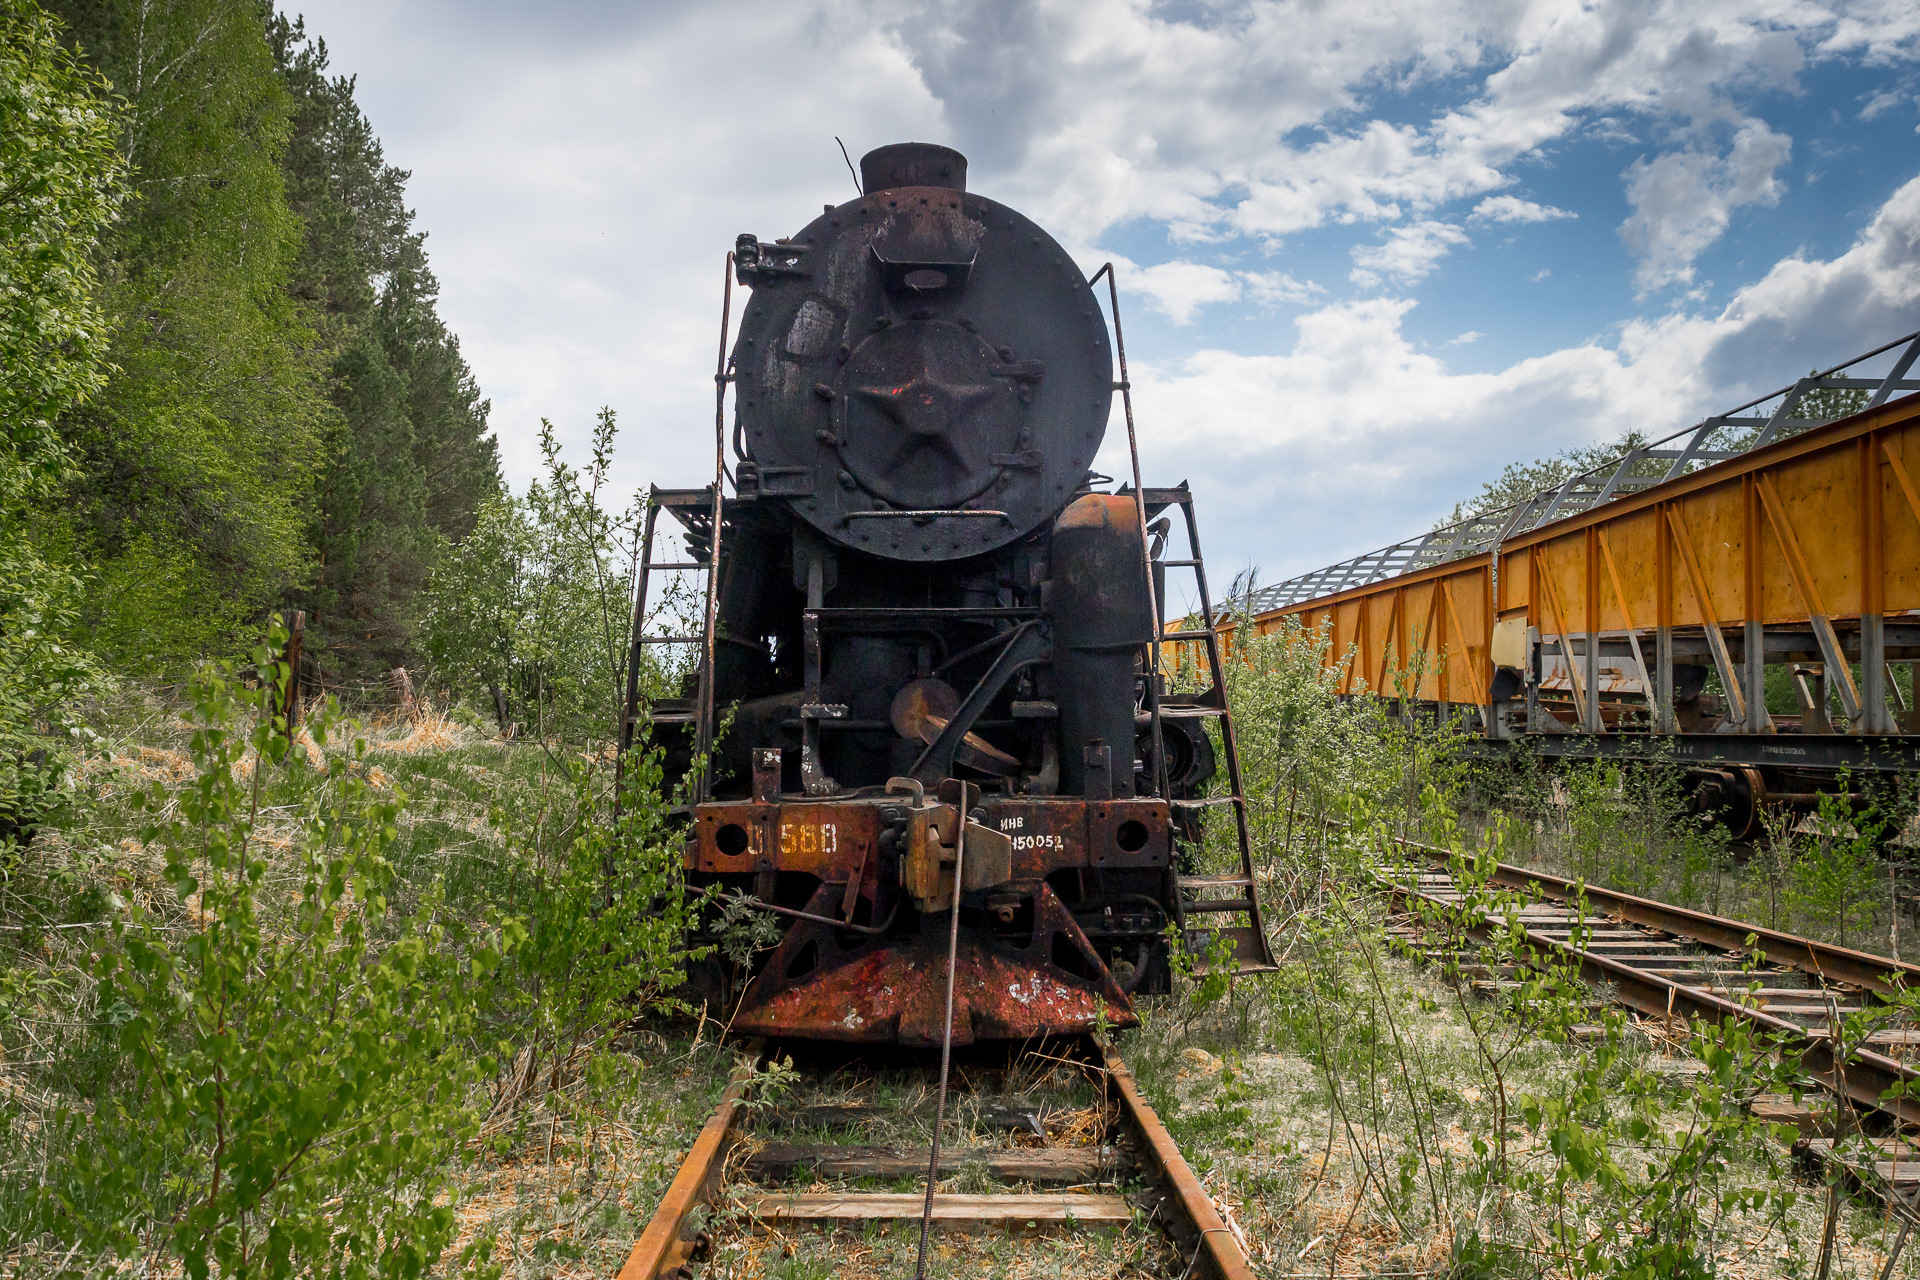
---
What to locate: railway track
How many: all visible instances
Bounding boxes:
[615,1036,1254,1280]
[1374,831,1920,1185]
[616,829,1920,1277]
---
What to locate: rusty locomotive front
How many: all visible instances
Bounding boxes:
[646,142,1232,1046]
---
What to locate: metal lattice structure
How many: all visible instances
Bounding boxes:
[1238,330,1920,613]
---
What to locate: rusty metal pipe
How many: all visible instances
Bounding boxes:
[721,889,900,936]
[1765,791,1868,806]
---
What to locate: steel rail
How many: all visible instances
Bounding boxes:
[615,1038,769,1280]
[1370,849,1920,1127]
[1393,836,1920,997]
[1102,1043,1258,1280]
[620,1037,1255,1278]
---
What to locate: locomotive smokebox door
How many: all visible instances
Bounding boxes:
[731,143,1113,563]
[834,321,1019,510]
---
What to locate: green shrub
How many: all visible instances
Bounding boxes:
[478,737,702,1101]
[36,622,511,1279]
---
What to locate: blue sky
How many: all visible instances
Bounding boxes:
[290,0,1920,610]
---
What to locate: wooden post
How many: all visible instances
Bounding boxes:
[284,610,305,730]
[390,667,417,719]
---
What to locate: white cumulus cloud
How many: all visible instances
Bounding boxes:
[284,0,1920,578]
[1350,221,1472,289]
[1620,120,1793,293]
[1118,260,1323,323]
[1471,195,1575,223]
[1123,260,1242,324]
[1112,173,1920,579]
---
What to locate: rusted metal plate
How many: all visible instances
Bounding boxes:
[691,801,879,876]
[980,799,1086,879]
[617,1039,767,1280]
[1086,800,1170,870]
[1104,1046,1257,1280]
[693,796,1171,880]
[729,882,1134,1045]
[730,927,1133,1045]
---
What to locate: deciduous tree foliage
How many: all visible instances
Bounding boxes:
[1441,379,1869,530]
[44,0,328,666]
[34,2,497,679]
[0,0,121,844]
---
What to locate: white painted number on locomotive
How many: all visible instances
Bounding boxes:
[778,823,838,856]
[998,815,1060,852]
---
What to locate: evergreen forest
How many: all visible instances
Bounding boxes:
[2,0,499,820]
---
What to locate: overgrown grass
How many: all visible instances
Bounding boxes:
[1,640,714,1277]
[13,609,1920,1277]
[1115,820,1916,1278]
[1456,750,1920,960]
[1147,616,1920,1277]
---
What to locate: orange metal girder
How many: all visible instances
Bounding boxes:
[1500,544,1531,615]
[1412,580,1440,701]
[1881,430,1920,615]
[1255,552,1494,704]
[1230,393,1920,724]
[1442,568,1492,705]
[1489,393,1920,632]
[1668,487,1747,629]
[1534,532,1590,639]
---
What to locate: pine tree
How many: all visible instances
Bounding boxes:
[272,16,498,687]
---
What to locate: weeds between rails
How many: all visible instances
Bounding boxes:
[1377,826,1920,1234]
[618,1037,1252,1280]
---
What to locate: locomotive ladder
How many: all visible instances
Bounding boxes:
[1093,259,1277,977]
[616,484,729,809]
[1144,485,1279,975]
[616,252,736,811]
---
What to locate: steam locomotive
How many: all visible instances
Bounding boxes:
[656,143,1225,1046]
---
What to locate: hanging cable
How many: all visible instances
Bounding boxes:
[836,137,862,196]
[913,790,967,1278]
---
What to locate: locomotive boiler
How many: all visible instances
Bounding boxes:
[638,143,1253,1046]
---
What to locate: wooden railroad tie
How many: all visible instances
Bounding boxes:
[738,1191,1134,1233]
[742,1142,1113,1185]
